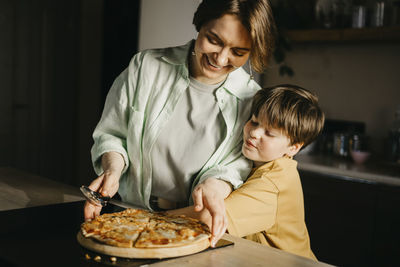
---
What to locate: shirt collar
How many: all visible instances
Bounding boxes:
[160,40,255,100]
[160,40,193,66]
[222,68,256,100]
[252,156,297,175]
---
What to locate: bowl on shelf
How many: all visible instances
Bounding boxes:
[350,150,371,164]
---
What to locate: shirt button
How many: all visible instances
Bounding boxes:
[220,98,224,104]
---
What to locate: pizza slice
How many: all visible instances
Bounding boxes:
[134,216,210,248]
[90,223,145,248]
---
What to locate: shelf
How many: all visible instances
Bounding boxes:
[286,26,400,43]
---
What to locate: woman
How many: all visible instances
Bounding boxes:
[84,0,276,246]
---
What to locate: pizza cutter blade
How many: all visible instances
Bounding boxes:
[80,185,109,207]
[80,185,145,210]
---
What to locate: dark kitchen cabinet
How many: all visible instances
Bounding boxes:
[373,185,400,266]
[300,170,400,267]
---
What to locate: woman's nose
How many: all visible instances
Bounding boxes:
[215,47,229,66]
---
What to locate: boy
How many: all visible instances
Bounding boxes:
[225,84,324,260]
[172,84,324,260]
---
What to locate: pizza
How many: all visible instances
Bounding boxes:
[80,208,211,249]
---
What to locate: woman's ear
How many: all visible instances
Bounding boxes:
[287,143,303,157]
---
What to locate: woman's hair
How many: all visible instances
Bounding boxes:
[193,0,276,73]
[251,85,325,147]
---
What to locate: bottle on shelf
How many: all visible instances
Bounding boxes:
[368,0,387,27]
[315,0,353,28]
[352,0,368,28]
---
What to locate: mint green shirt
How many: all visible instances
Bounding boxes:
[91,41,260,209]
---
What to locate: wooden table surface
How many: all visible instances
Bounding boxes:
[0,167,83,211]
[0,167,333,266]
[150,233,333,267]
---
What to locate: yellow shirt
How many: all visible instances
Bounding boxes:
[225,157,317,260]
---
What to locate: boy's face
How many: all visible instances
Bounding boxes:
[242,115,302,167]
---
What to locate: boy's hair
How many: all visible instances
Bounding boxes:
[251,84,325,147]
[193,0,276,73]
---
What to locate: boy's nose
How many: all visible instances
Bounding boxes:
[249,127,262,138]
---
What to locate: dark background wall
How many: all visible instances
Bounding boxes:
[0,0,140,186]
[101,0,140,103]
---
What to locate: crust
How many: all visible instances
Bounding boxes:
[77,231,211,259]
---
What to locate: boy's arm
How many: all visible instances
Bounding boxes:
[190,141,251,246]
[224,175,278,237]
[173,177,278,239]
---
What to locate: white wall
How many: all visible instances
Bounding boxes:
[263,43,400,155]
[138,0,201,50]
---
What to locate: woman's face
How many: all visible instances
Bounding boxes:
[191,14,251,85]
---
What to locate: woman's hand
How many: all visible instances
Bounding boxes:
[83,152,125,221]
[192,178,232,247]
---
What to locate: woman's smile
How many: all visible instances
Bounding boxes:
[205,55,223,70]
[191,14,251,84]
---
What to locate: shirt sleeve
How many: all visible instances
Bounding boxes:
[225,174,279,237]
[91,52,145,176]
[197,137,252,190]
[90,69,130,175]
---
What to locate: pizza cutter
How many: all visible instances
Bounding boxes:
[80,185,143,210]
[80,185,110,207]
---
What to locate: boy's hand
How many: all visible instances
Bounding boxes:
[192,178,232,247]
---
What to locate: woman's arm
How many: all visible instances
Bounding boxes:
[86,55,142,220]
[86,71,130,221]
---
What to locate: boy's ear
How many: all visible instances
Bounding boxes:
[287,143,303,157]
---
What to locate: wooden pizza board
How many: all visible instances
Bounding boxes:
[77,231,210,259]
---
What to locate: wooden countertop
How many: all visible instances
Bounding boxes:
[0,167,333,266]
[296,154,400,186]
[150,233,332,267]
[0,167,84,211]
